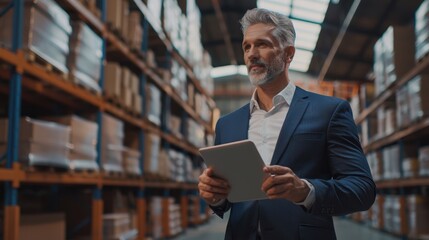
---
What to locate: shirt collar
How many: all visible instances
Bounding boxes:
[250,81,296,112]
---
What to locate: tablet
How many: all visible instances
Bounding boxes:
[199,140,269,202]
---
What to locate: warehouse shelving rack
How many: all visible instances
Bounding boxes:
[0,0,215,239]
[353,18,429,239]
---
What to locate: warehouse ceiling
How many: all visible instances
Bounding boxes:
[197,0,424,82]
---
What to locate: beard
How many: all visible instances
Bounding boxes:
[248,53,285,86]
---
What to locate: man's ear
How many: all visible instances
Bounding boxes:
[284,46,295,63]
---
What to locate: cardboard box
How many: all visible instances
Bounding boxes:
[123,147,141,175]
[18,141,70,168]
[0,0,72,74]
[407,195,429,239]
[408,74,429,122]
[132,94,142,115]
[103,213,130,239]
[47,115,98,147]
[382,25,415,86]
[120,0,129,41]
[104,62,122,97]
[20,213,66,240]
[20,117,70,146]
[106,0,122,30]
[396,86,410,128]
[143,134,160,174]
[146,84,162,126]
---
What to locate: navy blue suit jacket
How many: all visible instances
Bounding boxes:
[211,87,376,240]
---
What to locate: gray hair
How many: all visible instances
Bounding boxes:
[240,8,296,48]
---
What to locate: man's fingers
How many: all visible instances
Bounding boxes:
[263,165,292,175]
[261,174,293,192]
[201,168,229,188]
[199,183,230,194]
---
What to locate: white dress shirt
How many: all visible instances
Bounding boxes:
[248,82,315,209]
[211,82,315,209]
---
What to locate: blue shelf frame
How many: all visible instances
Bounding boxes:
[4,0,23,210]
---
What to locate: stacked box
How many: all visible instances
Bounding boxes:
[407,195,429,239]
[396,85,411,129]
[104,62,122,97]
[101,114,124,173]
[168,115,182,139]
[149,197,163,239]
[402,158,419,178]
[68,21,102,93]
[168,149,185,182]
[373,38,386,96]
[0,0,72,73]
[370,196,382,229]
[383,195,403,235]
[128,11,143,50]
[187,119,205,148]
[120,0,129,42]
[146,84,162,126]
[407,74,429,122]
[361,115,377,146]
[419,146,429,176]
[143,133,161,175]
[0,118,71,168]
[171,60,188,101]
[382,26,415,86]
[106,0,122,31]
[377,103,396,138]
[122,147,141,176]
[104,63,142,115]
[373,25,415,95]
[382,145,401,180]
[103,213,133,240]
[49,115,99,171]
[163,0,188,58]
[188,196,201,225]
[20,213,66,240]
[168,200,182,236]
[367,151,382,181]
[385,108,396,135]
[415,0,429,61]
[158,149,170,178]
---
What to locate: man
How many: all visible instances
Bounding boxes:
[198,8,376,240]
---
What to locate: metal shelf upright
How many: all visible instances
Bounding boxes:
[4,1,23,239]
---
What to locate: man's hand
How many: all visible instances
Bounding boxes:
[261,165,310,203]
[198,168,230,205]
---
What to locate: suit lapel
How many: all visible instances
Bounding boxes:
[236,104,251,140]
[270,87,309,165]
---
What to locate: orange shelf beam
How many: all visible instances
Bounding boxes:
[4,205,20,240]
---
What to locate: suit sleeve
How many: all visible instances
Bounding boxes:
[307,100,376,216]
[209,117,232,218]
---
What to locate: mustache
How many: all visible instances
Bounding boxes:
[248,59,267,70]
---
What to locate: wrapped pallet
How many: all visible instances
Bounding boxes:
[101,114,124,173]
[68,21,103,93]
[0,0,72,73]
[48,115,99,171]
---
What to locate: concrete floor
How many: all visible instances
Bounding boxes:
[174,213,400,240]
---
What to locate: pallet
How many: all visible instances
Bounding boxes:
[68,74,102,96]
[69,167,99,176]
[26,164,69,173]
[105,94,122,107]
[103,169,126,178]
[144,172,170,182]
[25,50,68,80]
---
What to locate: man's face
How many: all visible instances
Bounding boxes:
[242,23,285,86]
